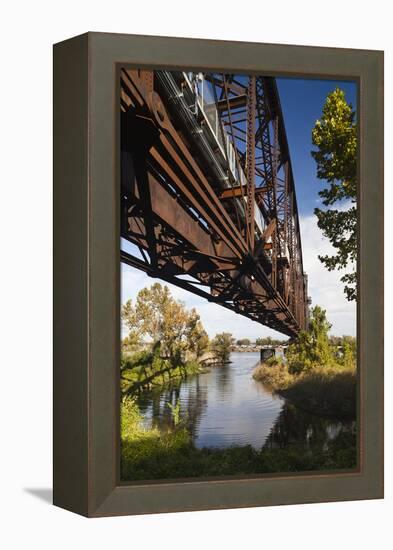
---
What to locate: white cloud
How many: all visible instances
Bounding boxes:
[300,214,356,336]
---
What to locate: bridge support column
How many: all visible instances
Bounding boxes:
[260,348,275,362]
[260,346,287,363]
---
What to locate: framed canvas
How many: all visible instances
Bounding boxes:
[53,32,384,517]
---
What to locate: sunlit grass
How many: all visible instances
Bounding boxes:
[253,362,357,419]
[253,360,295,391]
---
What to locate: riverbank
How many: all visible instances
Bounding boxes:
[121,348,208,395]
[120,398,356,480]
[253,362,357,419]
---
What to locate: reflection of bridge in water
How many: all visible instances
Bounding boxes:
[121,69,311,338]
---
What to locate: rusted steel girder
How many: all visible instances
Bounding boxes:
[120,69,309,337]
[246,76,256,253]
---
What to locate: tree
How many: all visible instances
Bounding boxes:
[255,336,287,347]
[121,332,141,350]
[286,305,333,374]
[121,283,208,365]
[184,309,209,359]
[236,338,251,346]
[211,332,234,364]
[311,88,357,301]
[121,298,142,348]
[329,335,342,347]
[339,335,357,368]
[256,336,273,347]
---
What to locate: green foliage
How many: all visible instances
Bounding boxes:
[253,306,357,419]
[185,313,210,359]
[236,338,251,346]
[121,332,141,351]
[121,283,209,366]
[329,335,357,368]
[286,309,356,375]
[338,335,357,368]
[120,397,191,480]
[121,349,151,373]
[121,344,203,395]
[329,335,342,347]
[167,400,182,426]
[281,365,357,418]
[265,356,281,367]
[255,336,288,346]
[253,361,294,391]
[311,88,357,301]
[120,300,141,348]
[286,305,333,374]
[120,398,356,481]
[210,332,234,363]
[121,294,209,392]
[253,362,356,418]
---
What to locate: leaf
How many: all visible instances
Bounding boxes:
[311,88,357,301]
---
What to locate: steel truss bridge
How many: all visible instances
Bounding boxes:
[120,69,310,338]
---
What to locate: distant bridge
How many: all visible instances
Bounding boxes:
[120,69,310,338]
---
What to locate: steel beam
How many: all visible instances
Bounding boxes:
[120,68,309,337]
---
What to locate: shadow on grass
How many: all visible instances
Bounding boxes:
[120,392,358,483]
[121,424,357,482]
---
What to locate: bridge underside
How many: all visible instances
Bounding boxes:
[120,69,309,338]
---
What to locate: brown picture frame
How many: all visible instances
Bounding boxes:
[53,32,384,517]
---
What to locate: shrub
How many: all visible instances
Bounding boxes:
[253,362,294,390]
[253,361,357,419]
[281,365,357,418]
[338,336,357,369]
[286,305,334,374]
[265,356,281,367]
[121,349,152,370]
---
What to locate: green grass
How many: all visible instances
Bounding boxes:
[253,362,357,419]
[120,398,357,481]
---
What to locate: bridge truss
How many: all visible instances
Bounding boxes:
[120,69,310,338]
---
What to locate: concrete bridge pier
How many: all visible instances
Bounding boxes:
[260,346,287,363]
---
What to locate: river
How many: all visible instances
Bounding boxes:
[136,352,355,452]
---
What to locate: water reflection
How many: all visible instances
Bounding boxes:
[264,401,356,453]
[137,377,209,440]
[136,352,355,453]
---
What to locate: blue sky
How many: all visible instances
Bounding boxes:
[121,76,357,340]
[276,77,357,217]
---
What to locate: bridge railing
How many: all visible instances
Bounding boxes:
[183,72,266,235]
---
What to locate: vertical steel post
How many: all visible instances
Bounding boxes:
[246,76,256,253]
[283,160,289,302]
[271,116,279,289]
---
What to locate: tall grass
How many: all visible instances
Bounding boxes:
[253,361,357,419]
[281,366,357,418]
[253,360,294,391]
[120,398,357,481]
